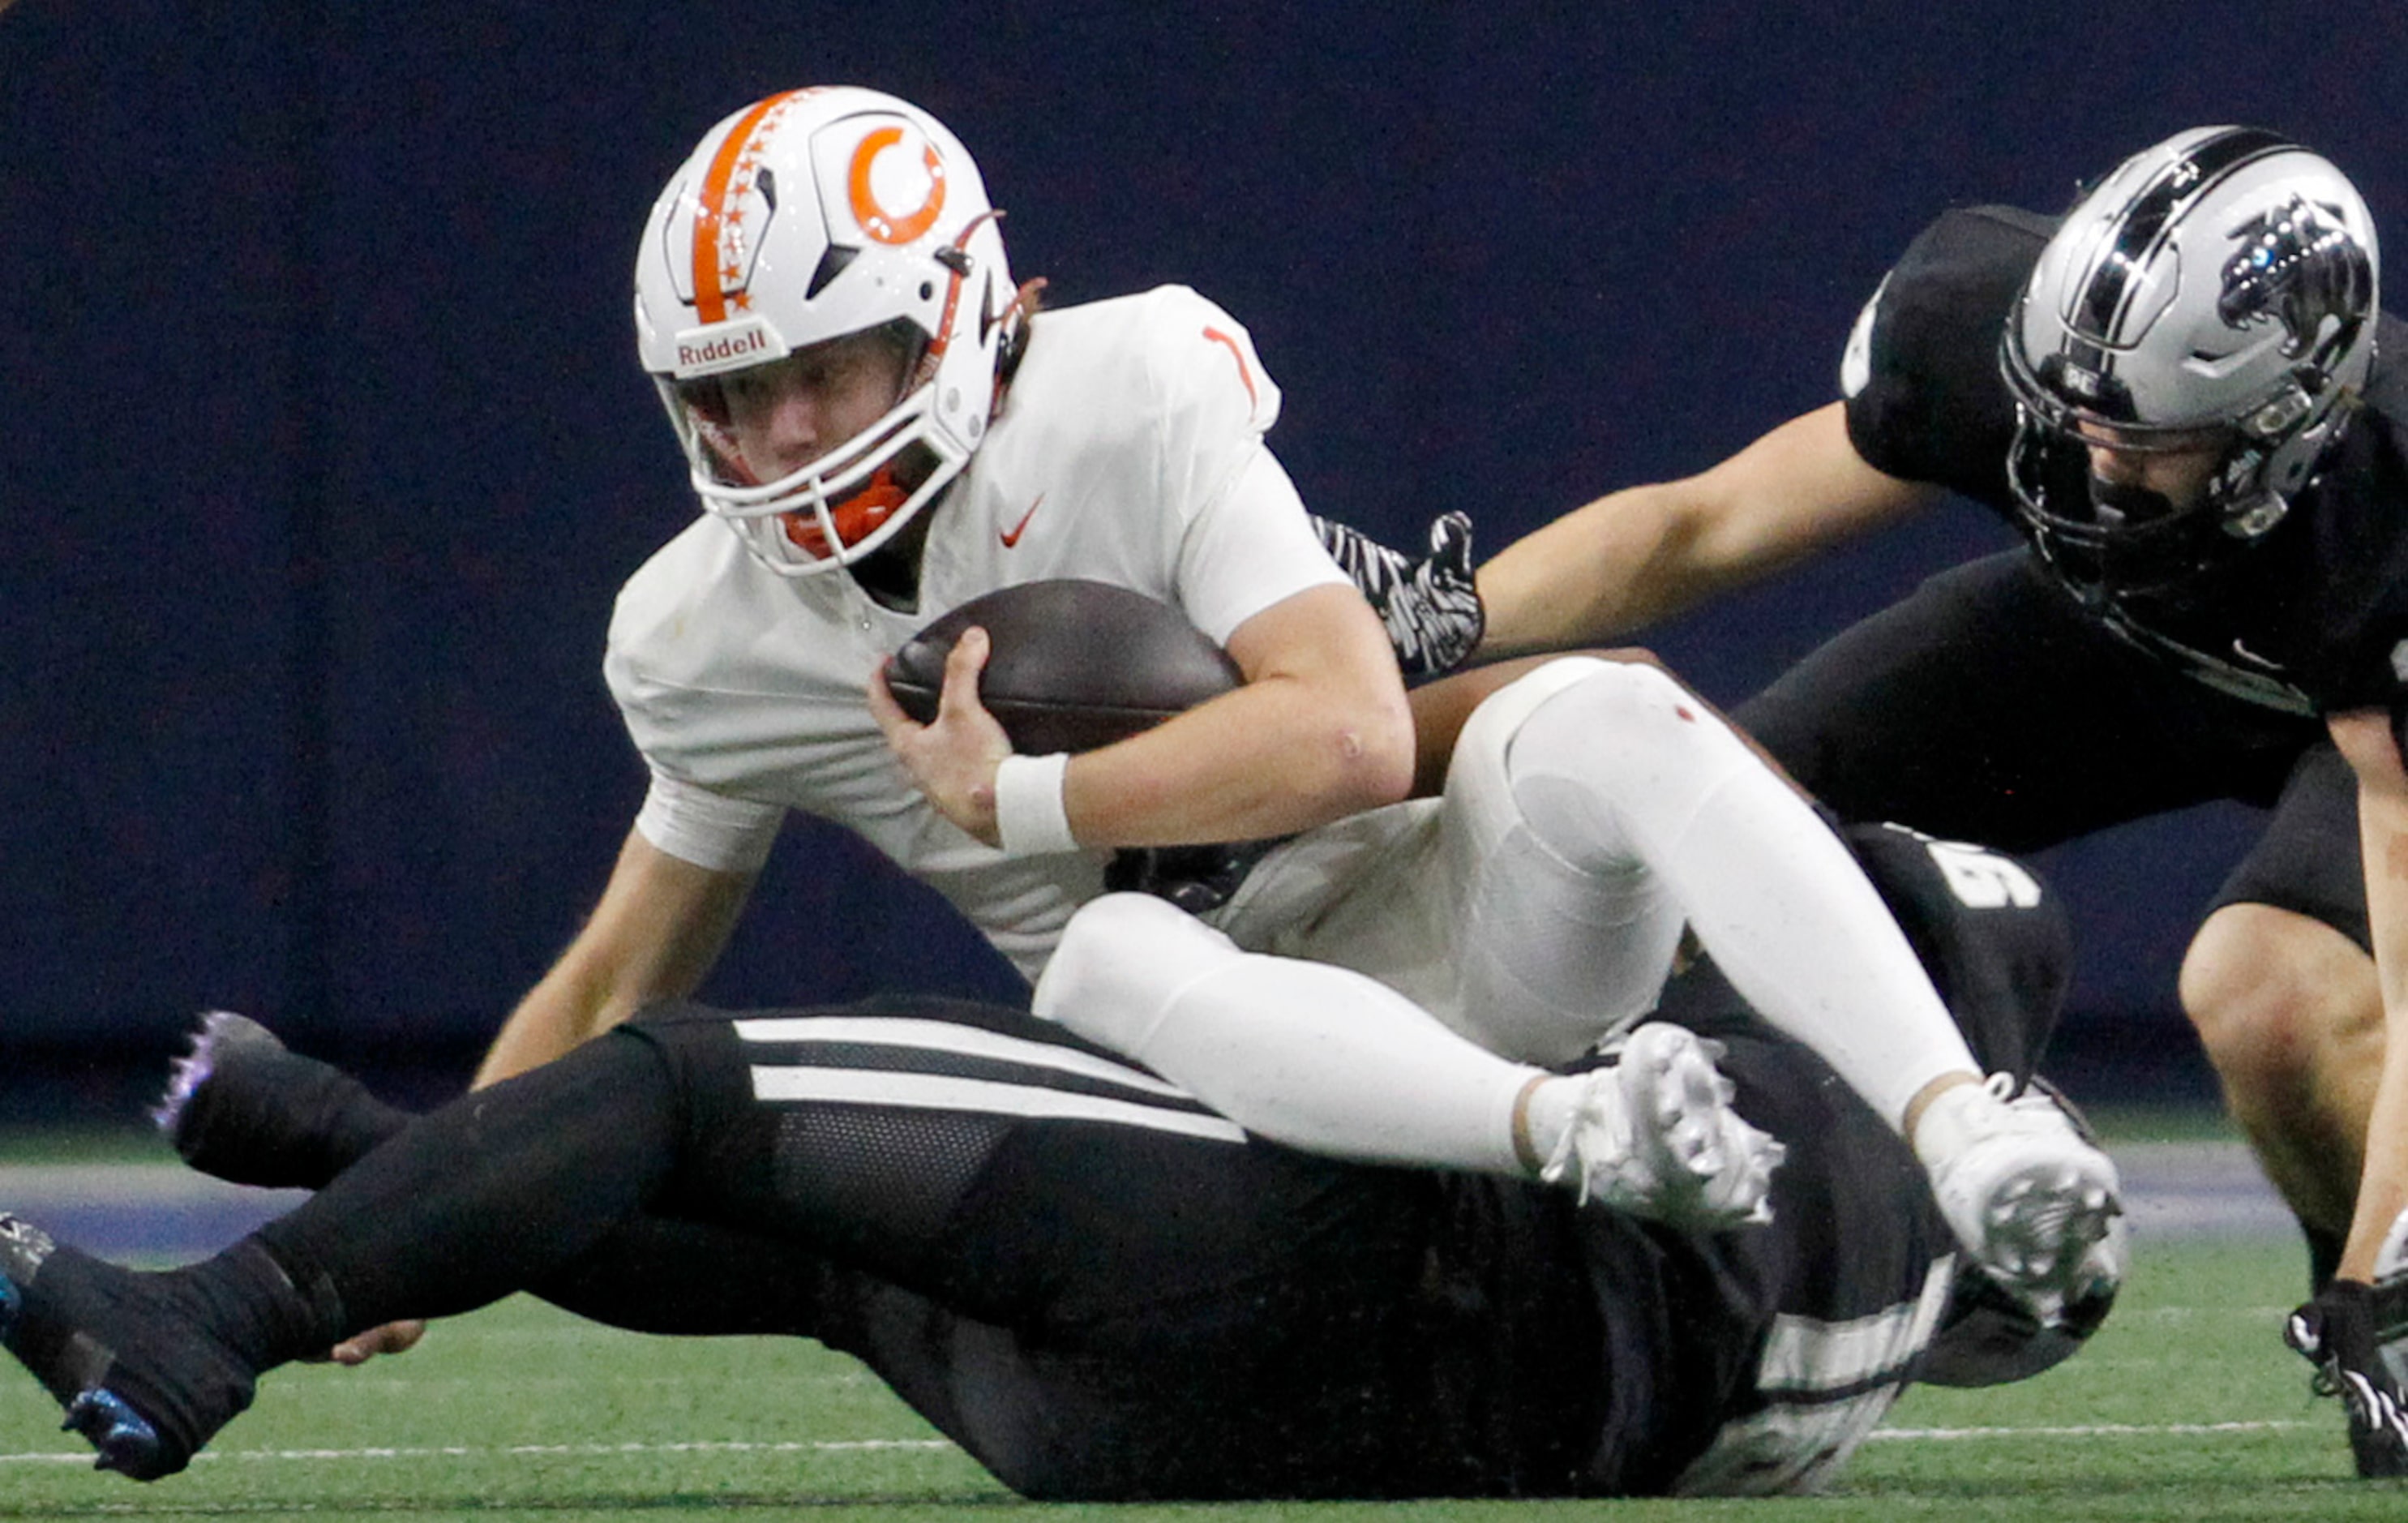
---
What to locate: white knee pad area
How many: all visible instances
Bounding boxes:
[1472,657,1977,1130]
[1496,657,1757,877]
[1425,659,1728,1063]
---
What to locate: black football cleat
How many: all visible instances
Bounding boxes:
[0,1214,257,1480]
[155,1011,405,1190]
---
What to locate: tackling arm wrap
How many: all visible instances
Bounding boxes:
[1312,512,1486,678]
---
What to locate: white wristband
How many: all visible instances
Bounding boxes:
[992,753,1078,857]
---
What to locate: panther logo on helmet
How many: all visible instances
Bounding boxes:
[2217,194,2376,367]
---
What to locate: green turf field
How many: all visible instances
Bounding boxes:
[0,1232,2392,1521]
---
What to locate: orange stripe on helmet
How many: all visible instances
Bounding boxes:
[690,92,801,326]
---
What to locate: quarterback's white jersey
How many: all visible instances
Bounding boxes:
[606,285,1349,982]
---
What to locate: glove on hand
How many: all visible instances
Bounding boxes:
[2286,1274,2408,1477]
[1312,511,1485,678]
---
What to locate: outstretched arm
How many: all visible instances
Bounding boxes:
[2284,707,2408,1470]
[473,827,757,1088]
[2326,709,2408,1281]
[1474,401,1939,657]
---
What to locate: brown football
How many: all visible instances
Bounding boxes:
[887,579,1240,754]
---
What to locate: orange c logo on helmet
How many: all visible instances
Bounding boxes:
[848,126,946,245]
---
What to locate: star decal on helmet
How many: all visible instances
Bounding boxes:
[688,92,801,324]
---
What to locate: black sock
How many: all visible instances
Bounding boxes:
[248,1032,681,1335]
[159,1239,345,1375]
[276,1079,413,1187]
[2308,1221,2346,1294]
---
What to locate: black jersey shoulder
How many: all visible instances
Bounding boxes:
[1841,205,2055,508]
[2260,315,2408,712]
[2069,315,2408,717]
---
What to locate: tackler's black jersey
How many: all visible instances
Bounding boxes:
[1841,204,2408,720]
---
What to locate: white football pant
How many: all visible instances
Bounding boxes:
[1036,656,1979,1167]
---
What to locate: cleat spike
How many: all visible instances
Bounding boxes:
[151,1010,264,1134]
[66,1388,164,1478]
[0,1218,246,1481]
[1540,1023,1785,1230]
[1917,1074,2123,1324]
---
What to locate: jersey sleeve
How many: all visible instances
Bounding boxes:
[632,764,785,873]
[1175,448,1348,645]
[1840,205,2057,508]
[1135,286,1349,643]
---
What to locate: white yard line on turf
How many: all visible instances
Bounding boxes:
[1868,1420,2314,1439]
[0,1438,956,1465]
[0,1422,2320,1465]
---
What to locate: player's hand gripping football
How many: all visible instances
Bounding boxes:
[868,624,1017,847]
[2286,1274,2408,1475]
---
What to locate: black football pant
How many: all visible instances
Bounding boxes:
[243,996,1596,1499]
[230,816,2069,1495]
[1734,548,2363,949]
[1734,548,2357,1284]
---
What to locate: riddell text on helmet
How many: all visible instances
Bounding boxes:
[676,324,774,375]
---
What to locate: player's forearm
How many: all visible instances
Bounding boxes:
[470,833,756,1089]
[473,976,631,1089]
[1473,483,1728,655]
[1061,671,1414,847]
[2340,906,2408,1281]
[971,687,1411,852]
[2330,710,2408,1280]
[1476,405,1935,659]
[2342,1062,2408,1282]
[1052,581,1415,848]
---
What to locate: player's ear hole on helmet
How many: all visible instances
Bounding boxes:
[994,277,1048,394]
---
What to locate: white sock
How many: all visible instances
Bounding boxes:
[1035,894,1544,1175]
[1519,1074,1587,1169]
[1507,662,1979,1132]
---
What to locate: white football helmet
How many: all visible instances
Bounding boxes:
[634,88,1018,575]
[2001,126,2379,599]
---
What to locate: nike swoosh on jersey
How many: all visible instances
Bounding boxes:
[2228,637,2285,672]
[1000,492,1047,547]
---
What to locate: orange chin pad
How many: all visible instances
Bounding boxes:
[784,466,910,558]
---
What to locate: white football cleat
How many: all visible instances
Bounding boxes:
[1541,1023,1785,1229]
[1913,1074,2123,1322]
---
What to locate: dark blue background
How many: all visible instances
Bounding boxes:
[5,0,2402,1096]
